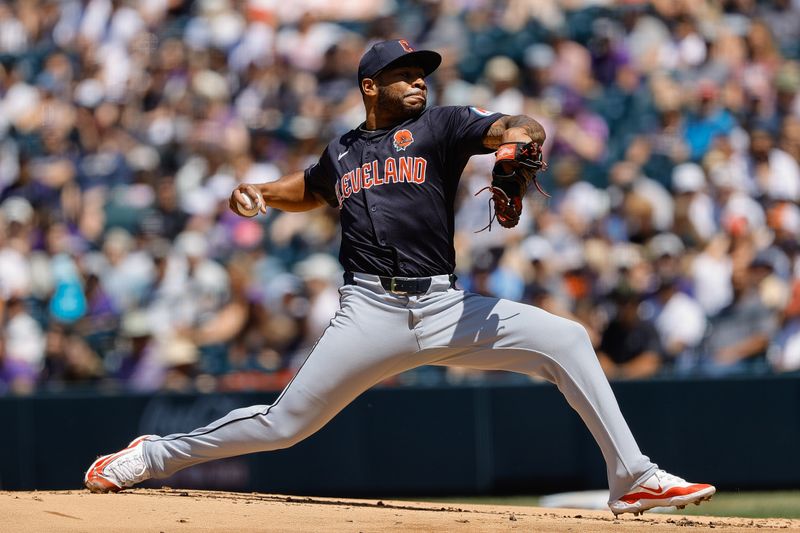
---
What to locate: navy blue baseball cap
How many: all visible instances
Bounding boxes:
[358,39,442,82]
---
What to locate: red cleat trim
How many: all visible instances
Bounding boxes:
[620,483,714,503]
[84,436,151,493]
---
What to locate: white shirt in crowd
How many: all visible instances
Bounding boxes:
[656,292,708,350]
[692,251,733,317]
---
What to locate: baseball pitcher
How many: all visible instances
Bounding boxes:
[85,40,715,516]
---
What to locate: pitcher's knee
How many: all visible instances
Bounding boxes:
[266,423,308,450]
[545,318,594,360]
[259,405,321,450]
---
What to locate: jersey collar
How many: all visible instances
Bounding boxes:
[357,122,392,139]
[356,110,427,139]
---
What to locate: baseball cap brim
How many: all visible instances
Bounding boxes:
[362,50,442,80]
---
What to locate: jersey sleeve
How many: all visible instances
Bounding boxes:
[428,106,506,156]
[304,146,339,208]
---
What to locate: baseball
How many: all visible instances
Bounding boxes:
[237,191,260,217]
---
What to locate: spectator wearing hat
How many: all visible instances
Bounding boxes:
[40,323,105,390]
[75,269,119,359]
[606,160,673,244]
[99,228,155,313]
[464,246,525,302]
[106,310,163,392]
[705,256,780,374]
[293,253,342,349]
[647,233,687,283]
[168,231,230,374]
[184,255,257,379]
[597,288,663,380]
[551,89,609,167]
[657,13,707,71]
[1,297,45,394]
[670,163,716,245]
[522,43,556,97]
[520,235,557,306]
[768,278,800,373]
[483,56,525,115]
[759,0,800,61]
[684,79,736,161]
[173,231,230,318]
[746,128,800,201]
[652,276,707,374]
[766,202,800,275]
[691,235,735,318]
[0,200,35,310]
[159,335,201,393]
[645,75,690,175]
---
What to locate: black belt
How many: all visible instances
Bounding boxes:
[344,272,456,295]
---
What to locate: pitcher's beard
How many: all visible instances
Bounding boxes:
[377,87,425,121]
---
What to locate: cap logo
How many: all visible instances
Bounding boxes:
[393,129,414,151]
[398,39,414,53]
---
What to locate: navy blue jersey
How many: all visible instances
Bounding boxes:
[304,105,504,277]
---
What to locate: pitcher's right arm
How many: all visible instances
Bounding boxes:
[230,170,326,216]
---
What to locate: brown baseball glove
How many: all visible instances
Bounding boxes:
[477,141,549,230]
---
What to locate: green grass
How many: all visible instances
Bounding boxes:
[410,491,800,519]
[669,491,800,519]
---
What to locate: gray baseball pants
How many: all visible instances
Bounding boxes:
[142,273,656,501]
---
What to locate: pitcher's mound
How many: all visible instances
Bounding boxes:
[3,489,798,532]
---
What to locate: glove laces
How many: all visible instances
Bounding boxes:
[473,185,507,233]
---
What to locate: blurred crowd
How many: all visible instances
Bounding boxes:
[1,0,800,395]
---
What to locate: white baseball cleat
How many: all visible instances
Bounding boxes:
[609,469,716,516]
[84,435,153,493]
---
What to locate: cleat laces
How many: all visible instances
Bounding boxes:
[652,469,686,487]
[105,450,149,487]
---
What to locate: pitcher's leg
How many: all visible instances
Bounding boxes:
[427,294,656,501]
[143,289,422,479]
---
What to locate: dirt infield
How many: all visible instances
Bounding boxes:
[3,489,799,532]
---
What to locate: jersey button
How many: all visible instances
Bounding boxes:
[370,206,377,212]
[380,239,386,245]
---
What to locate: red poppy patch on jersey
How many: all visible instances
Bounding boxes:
[470,106,495,117]
[393,129,414,151]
